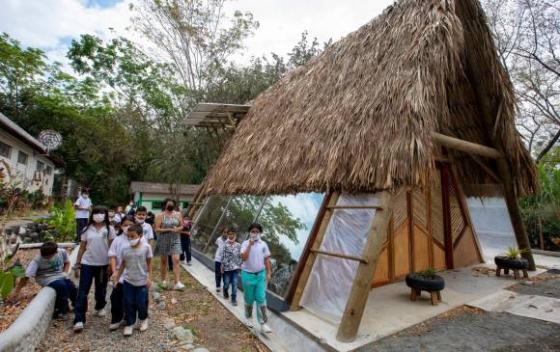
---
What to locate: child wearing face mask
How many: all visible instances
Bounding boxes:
[113,224,153,336]
[73,206,116,333]
[218,230,242,306]
[214,227,229,293]
[240,223,273,333]
[135,206,154,247]
[108,217,148,331]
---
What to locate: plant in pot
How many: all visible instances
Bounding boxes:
[495,247,529,279]
[405,268,445,305]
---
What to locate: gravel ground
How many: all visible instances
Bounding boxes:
[0,249,41,333]
[357,306,560,352]
[37,283,173,352]
[507,271,560,298]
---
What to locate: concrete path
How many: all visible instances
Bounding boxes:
[180,259,327,352]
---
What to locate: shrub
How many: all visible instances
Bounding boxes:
[45,200,76,242]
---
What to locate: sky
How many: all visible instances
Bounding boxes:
[0,0,395,67]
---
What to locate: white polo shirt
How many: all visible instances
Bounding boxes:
[74,196,92,219]
[81,225,116,266]
[214,236,227,262]
[108,234,148,283]
[240,239,271,273]
[141,222,154,241]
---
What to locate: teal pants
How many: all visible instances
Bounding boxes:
[241,270,267,323]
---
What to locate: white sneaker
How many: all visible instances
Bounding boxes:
[139,319,149,332]
[123,326,133,336]
[174,282,185,290]
[95,308,106,317]
[245,318,254,328]
[73,322,84,333]
[109,320,124,331]
[261,323,272,333]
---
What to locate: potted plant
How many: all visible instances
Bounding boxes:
[495,246,529,279]
[405,268,445,305]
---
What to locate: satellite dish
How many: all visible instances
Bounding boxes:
[38,130,62,153]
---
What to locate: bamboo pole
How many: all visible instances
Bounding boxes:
[336,191,393,342]
[432,133,502,159]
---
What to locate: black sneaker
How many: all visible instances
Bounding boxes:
[223,291,229,299]
[232,300,238,306]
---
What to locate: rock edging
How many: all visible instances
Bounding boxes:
[0,287,56,352]
[0,245,78,352]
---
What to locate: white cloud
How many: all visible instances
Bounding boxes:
[0,0,134,65]
[0,0,395,67]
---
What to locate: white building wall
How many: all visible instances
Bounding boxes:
[0,129,55,196]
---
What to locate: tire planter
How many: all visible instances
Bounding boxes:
[405,273,445,292]
[494,256,529,270]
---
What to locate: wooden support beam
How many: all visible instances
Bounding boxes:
[310,249,368,263]
[467,154,501,183]
[290,193,339,310]
[336,191,393,342]
[455,0,535,271]
[432,133,503,159]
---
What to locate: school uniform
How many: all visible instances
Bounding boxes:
[74,224,116,324]
[214,236,227,289]
[121,243,153,327]
[108,234,148,324]
[25,249,77,316]
[74,196,91,242]
[240,238,270,324]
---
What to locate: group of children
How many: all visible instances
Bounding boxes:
[11,200,273,337]
[213,223,273,334]
[11,206,156,337]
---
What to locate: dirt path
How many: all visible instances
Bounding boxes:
[37,257,268,352]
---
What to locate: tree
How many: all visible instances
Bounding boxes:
[483,0,560,162]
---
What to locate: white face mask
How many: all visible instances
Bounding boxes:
[128,238,140,247]
[82,194,89,199]
[93,214,105,223]
[135,217,145,224]
[250,233,260,241]
[121,226,130,234]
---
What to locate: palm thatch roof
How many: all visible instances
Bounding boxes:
[202,0,537,197]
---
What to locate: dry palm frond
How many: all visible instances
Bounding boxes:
[202,0,537,197]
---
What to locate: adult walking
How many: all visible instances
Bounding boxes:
[73,206,116,332]
[74,189,92,243]
[241,223,272,333]
[154,198,185,290]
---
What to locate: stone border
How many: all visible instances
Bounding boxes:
[0,287,56,352]
[0,245,79,352]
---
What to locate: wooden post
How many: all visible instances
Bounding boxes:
[290,193,339,310]
[336,191,393,342]
[455,0,535,271]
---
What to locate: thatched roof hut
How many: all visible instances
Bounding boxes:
[201,0,536,197]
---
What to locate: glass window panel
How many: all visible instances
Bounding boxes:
[257,193,325,297]
[0,141,11,158]
[191,195,232,256]
[17,151,28,165]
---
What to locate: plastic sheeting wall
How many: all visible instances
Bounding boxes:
[300,194,379,323]
[467,197,517,261]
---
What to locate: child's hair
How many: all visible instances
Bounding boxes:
[40,241,58,257]
[248,223,263,233]
[136,206,147,213]
[117,216,135,236]
[128,224,143,235]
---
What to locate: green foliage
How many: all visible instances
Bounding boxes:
[418,268,437,279]
[504,246,527,260]
[46,200,76,242]
[0,271,15,299]
[520,161,560,251]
